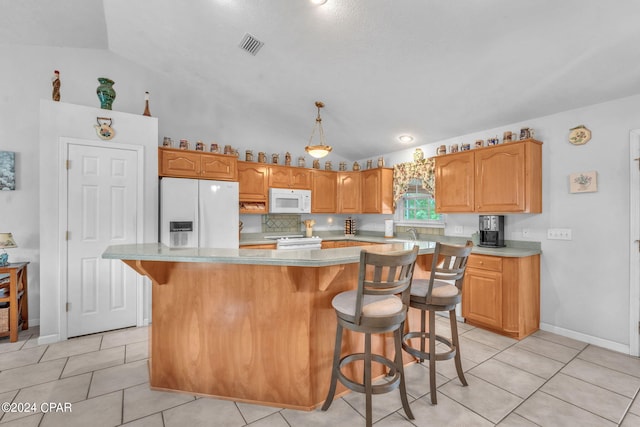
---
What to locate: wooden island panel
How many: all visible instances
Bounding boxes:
[125,255,431,410]
[126,255,432,410]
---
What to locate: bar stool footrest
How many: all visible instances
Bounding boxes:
[337,352,401,395]
[402,331,457,361]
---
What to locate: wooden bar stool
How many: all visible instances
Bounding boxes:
[322,246,419,427]
[402,241,472,404]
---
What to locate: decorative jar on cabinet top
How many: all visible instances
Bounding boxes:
[96,77,116,110]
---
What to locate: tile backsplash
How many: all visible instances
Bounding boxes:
[262,214,301,233]
[395,225,444,236]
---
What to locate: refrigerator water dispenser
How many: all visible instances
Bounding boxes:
[169,221,194,248]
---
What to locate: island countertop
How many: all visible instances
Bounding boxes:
[103,239,540,267]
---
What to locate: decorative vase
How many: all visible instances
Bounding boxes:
[96,78,116,110]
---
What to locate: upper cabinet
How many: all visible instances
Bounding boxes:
[238,162,269,214]
[311,170,337,213]
[361,168,394,214]
[268,165,311,189]
[158,148,238,181]
[435,139,542,213]
[337,172,361,213]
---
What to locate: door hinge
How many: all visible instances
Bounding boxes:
[66,302,71,312]
[65,231,70,241]
[65,159,71,169]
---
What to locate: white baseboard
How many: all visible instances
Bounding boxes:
[37,333,62,345]
[540,322,630,355]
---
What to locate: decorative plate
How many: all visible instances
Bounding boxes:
[95,117,115,140]
[569,125,591,145]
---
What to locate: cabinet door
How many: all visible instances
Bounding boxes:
[201,154,238,181]
[462,267,503,329]
[338,172,361,213]
[238,163,269,201]
[159,149,201,178]
[434,152,474,212]
[289,169,311,189]
[268,165,291,188]
[312,170,337,213]
[361,168,393,214]
[475,143,526,212]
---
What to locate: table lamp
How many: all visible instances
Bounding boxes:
[0,233,17,266]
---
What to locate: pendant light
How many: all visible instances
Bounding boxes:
[305,101,332,158]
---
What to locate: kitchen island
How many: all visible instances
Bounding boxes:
[103,240,540,409]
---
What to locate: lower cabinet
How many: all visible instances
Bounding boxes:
[462,253,540,339]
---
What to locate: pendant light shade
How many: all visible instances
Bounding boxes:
[305,101,332,158]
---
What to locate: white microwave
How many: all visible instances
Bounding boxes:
[269,188,312,213]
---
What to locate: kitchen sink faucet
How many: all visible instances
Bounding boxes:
[407,228,418,240]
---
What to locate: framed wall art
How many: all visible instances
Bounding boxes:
[569,170,597,193]
[0,151,15,191]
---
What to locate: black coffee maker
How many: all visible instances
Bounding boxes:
[478,215,505,248]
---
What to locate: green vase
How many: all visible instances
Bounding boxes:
[96,77,116,110]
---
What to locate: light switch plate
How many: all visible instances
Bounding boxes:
[547,228,572,240]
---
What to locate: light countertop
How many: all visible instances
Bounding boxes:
[104,234,540,267]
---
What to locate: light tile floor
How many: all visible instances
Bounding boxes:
[1,319,639,426]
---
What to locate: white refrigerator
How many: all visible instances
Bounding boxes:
[160,177,239,249]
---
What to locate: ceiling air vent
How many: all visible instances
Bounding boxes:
[239,33,264,56]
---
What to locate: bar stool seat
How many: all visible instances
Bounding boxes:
[322,246,419,427]
[402,241,473,405]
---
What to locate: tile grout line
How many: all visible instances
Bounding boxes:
[501,344,621,426]
[617,384,640,426]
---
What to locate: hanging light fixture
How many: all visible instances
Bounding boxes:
[305,101,332,158]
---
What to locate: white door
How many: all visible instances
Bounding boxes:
[66,144,138,337]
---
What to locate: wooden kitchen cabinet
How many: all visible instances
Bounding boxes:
[361,168,394,214]
[159,148,238,181]
[311,170,337,213]
[238,162,269,214]
[462,253,540,339]
[337,172,361,213]
[435,139,542,213]
[268,165,311,189]
[434,151,475,212]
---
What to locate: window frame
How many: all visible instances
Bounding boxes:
[394,179,445,227]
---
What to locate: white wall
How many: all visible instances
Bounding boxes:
[365,94,640,352]
[0,44,164,332]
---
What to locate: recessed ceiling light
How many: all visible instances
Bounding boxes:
[310,0,328,5]
[398,134,414,143]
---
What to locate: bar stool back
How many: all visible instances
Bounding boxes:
[402,241,473,404]
[321,246,419,426]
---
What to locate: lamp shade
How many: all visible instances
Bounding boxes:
[0,233,17,249]
[305,144,332,158]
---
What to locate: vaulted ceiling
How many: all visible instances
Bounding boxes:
[3,0,640,159]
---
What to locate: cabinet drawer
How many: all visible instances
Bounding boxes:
[467,254,502,272]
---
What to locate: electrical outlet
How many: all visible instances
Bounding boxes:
[454,226,463,234]
[547,228,572,240]
[522,228,531,238]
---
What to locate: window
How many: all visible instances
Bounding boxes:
[395,179,444,226]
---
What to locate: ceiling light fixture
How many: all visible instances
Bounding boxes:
[310,0,328,5]
[305,101,332,158]
[398,134,414,143]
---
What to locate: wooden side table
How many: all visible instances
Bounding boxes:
[0,262,29,342]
